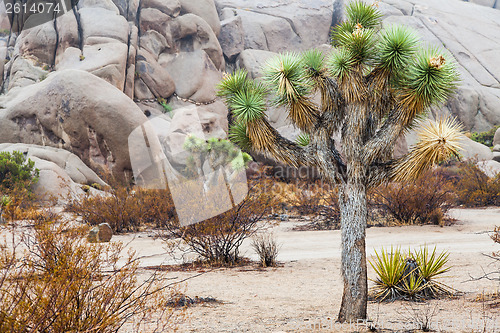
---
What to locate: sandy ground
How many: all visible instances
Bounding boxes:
[110,207,500,332]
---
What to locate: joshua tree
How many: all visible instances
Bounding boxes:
[217,1,462,322]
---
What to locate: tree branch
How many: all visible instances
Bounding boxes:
[362,106,407,165]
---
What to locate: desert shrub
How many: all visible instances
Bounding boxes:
[370,246,453,301]
[67,187,176,233]
[252,169,343,229]
[469,125,499,147]
[448,161,500,207]
[0,151,39,194]
[492,226,500,246]
[0,211,183,332]
[252,233,280,267]
[0,152,40,216]
[370,169,452,225]
[162,181,278,265]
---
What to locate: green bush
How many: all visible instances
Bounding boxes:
[469,125,500,147]
[0,151,39,195]
[370,246,453,301]
[157,98,173,113]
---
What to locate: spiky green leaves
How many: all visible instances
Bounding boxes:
[328,48,356,81]
[334,25,377,65]
[398,48,459,114]
[263,52,319,131]
[332,1,382,44]
[331,0,382,65]
[263,52,312,105]
[369,247,406,301]
[228,122,252,151]
[345,0,382,30]
[391,118,463,182]
[217,70,268,124]
[302,50,327,80]
[327,48,365,103]
[230,89,267,123]
[376,26,417,74]
[216,70,252,98]
[295,133,310,147]
[370,246,453,301]
[218,70,272,152]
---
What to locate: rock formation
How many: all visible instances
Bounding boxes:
[0,0,498,189]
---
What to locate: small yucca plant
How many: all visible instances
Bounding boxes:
[369,246,453,301]
[370,247,406,301]
[414,246,453,297]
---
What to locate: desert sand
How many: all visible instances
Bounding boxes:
[111,207,500,332]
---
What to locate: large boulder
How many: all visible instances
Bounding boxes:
[0,143,106,201]
[459,137,494,161]
[493,127,500,147]
[0,69,158,178]
[161,50,222,103]
[1,0,225,107]
[169,13,224,70]
[135,49,176,99]
[235,49,277,79]
[179,0,221,36]
[215,0,339,53]
[219,15,244,62]
[476,160,500,178]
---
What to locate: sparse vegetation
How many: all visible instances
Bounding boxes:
[0,210,184,332]
[252,233,280,267]
[469,125,499,147]
[67,187,176,233]
[162,181,278,266]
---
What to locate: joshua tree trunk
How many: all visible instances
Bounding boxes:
[338,182,368,322]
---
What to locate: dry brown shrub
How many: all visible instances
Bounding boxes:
[492,226,500,245]
[67,187,176,233]
[370,169,453,226]
[252,233,280,267]
[447,161,500,207]
[0,210,185,332]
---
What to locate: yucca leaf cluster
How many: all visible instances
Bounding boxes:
[370,246,453,301]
